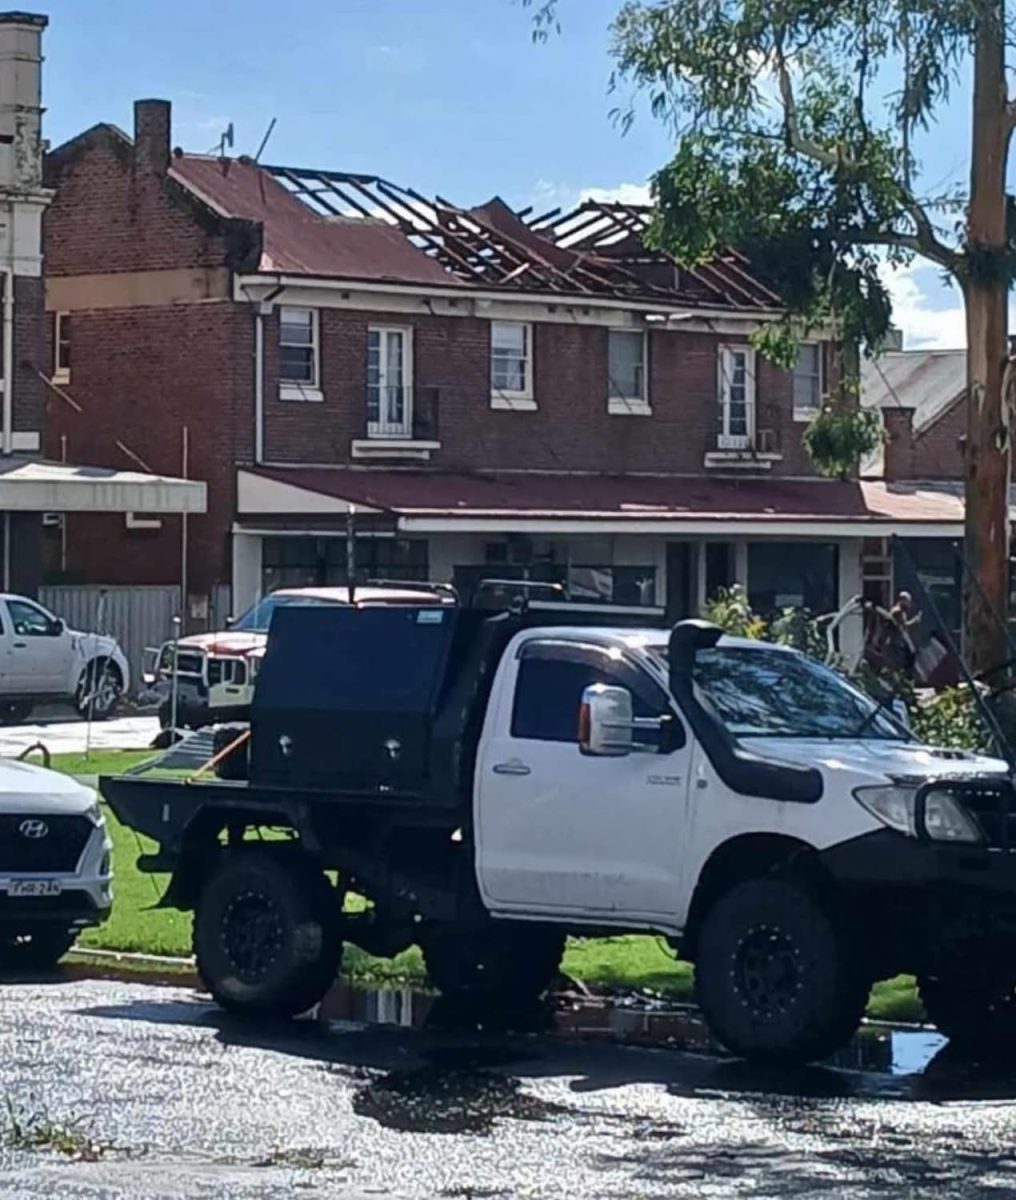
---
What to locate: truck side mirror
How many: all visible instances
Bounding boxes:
[579,684,634,757]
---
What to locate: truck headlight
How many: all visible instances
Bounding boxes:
[854,784,983,844]
[84,801,104,828]
[854,785,918,836]
[920,788,983,844]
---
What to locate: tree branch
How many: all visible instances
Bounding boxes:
[773,46,959,272]
[775,49,857,171]
[903,195,960,270]
[843,226,960,272]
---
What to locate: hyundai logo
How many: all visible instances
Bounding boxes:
[18,819,48,840]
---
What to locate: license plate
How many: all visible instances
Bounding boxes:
[7,880,62,898]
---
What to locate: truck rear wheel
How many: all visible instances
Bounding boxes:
[193,850,341,1017]
[919,967,1016,1046]
[423,922,564,1010]
[694,878,867,1065]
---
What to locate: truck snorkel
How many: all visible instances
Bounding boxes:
[667,619,823,805]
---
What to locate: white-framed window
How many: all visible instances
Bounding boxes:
[367,326,413,438]
[279,306,320,398]
[792,342,824,421]
[53,311,71,384]
[717,344,757,449]
[490,321,534,408]
[607,329,649,414]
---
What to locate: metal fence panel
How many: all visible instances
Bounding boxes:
[39,585,182,695]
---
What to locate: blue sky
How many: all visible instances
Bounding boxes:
[40,0,976,349]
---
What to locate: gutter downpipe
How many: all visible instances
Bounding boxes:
[2,267,14,456]
[248,284,284,466]
[254,305,264,464]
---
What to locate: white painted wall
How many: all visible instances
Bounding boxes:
[231,531,262,614]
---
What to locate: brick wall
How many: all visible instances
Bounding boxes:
[14,275,45,434]
[263,309,824,476]
[44,124,256,277]
[44,301,252,590]
[913,401,964,479]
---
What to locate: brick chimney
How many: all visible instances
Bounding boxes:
[133,99,171,176]
[0,12,47,192]
[882,407,916,480]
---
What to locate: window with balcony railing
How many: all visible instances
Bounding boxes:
[717,344,756,449]
[367,326,412,437]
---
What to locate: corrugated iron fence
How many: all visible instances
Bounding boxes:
[38,585,234,695]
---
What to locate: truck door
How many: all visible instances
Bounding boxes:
[476,638,690,924]
[3,598,68,694]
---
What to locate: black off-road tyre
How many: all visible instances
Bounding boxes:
[918,967,1016,1046]
[694,877,868,1065]
[212,723,250,781]
[193,850,341,1017]
[0,701,32,727]
[422,922,565,1010]
[75,659,123,721]
[1,927,77,971]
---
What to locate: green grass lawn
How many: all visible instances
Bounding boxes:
[44,750,924,1022]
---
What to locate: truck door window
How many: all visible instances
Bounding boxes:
[511,643,666,743]
[7,600,56,637]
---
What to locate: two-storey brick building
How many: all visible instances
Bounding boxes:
[42,98,966,647]
[0,20,202,600]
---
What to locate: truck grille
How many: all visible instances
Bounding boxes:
[208,658,245,687]
[953,780,1016,850]
[0,815,93,872]
[173,652,206,679]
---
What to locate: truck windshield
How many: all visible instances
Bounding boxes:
[654,644,908,740]
[231,594,338,632]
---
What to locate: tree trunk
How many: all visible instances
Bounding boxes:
[963,0,1011,674]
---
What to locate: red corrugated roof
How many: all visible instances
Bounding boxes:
[244,467,966,525]
[171,155,453,285]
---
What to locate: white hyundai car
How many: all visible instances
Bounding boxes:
[0,757,112,969]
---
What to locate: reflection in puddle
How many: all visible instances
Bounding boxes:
[318,982,947,1078]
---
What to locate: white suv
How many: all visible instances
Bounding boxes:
[0,757,112,968]
[0,593,129,726]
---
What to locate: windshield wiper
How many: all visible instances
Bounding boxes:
[851,694,904,739]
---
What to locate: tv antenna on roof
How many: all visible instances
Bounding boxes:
[210,122,234,158]
[253,117,277,164]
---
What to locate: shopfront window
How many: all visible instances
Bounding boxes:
[747,542,839,616]
[453,538,658,607]
[262,536,429,593]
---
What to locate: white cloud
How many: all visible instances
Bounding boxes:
[880,262,966,350]
[579,182,651,206]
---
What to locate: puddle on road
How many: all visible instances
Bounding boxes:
[317,982,947,1078]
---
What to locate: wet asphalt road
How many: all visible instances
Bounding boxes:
[3,980,1016,1199]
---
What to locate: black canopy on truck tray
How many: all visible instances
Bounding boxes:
[251,604,462,792]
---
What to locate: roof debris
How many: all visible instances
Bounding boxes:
[172,154,781,309]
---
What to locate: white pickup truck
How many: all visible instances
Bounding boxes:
[0,756,112,968]
[0,593,128,725]
[103,606,1016,1063]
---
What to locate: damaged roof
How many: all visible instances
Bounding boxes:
[167,153,781,309]
[171,156,453,285]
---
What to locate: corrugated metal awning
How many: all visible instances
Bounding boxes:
[0,459,206,513]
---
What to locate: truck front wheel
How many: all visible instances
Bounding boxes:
[694,878,867,1065]
[422,922,564,1011]
[193,850,341,1017]
[919,967,1016,1046]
